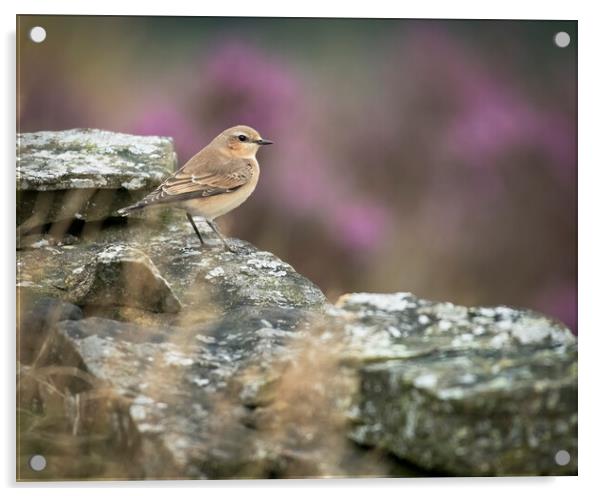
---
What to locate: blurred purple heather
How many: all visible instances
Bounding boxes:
[535,282,577,334]
[132,104,205,166]
[197,41,303,135]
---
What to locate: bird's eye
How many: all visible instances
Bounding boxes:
[238,135,248,142]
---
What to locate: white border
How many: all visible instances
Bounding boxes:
[2,0,587,19]
[3,1,601,495]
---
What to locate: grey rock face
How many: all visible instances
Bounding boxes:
[45,309,317,477]
[17,129,176,191]
[18,217,333,478]
[337,293,577,476]
[66,244,182,314]
[44,308,420,479]
[17,129,176,226]
[17,291,83,364]
[18,218,326,316]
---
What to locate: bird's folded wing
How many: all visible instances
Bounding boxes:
[141,159,253,205]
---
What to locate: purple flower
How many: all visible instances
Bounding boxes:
[196,41,302,134]
[330,202,392,253]
[131,105,205,164]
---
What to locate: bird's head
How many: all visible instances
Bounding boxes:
[214,125,273,158]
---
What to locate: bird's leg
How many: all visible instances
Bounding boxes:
[206,220,235,253]
[186,213,205,246]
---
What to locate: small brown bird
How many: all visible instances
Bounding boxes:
[118,125,272,251]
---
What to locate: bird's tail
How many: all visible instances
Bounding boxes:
[115,202,145,216]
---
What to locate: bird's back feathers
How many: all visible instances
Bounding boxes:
[116,145,255,216]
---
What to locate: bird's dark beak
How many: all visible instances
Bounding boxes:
[255,139,273,145]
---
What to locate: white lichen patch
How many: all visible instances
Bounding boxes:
[434,302,468,322]
[451,333,475,347]
[246,256,290,277]
[195,334,216,344]
[133,395,155,405]
[489,332,511,349]
[437,387,466,400]
[472,325,486,336]
[339,292,414,313]
[29,239,49,249]
[496,319,513,331]
[387,326,402,338]
[438,320,453,331]
[418,314,431,325]
[495,306,516,319]
[17,129,175,191]
[16,280,35,287]
[191,377,210,387]
[121,177,146,190]
[479,307,497,318]
[510,317,575,345]
[205,267,225,280]
[95,244,158,269]
[164,350,195,367]
[458,373,477,384]
[414,373,438,389]
[130,404,147,421]
[255,327,291,340]
[95,244,163,278]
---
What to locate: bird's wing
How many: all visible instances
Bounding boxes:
[139,157,253,206]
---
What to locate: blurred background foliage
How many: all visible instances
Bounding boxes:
[17,17,577,332]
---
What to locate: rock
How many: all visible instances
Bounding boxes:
[337,292,577,476]
[17,129,176,227]
[18,246,577,478]
[66,244,182,314]
[17,290,83,363]
[18,218,325,315]
[40,306,423,479]
[43,309,310,478]
[16,128,576,479]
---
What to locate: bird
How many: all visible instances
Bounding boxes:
[117,125,272,252]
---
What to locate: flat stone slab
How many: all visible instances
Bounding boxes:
[336,292,577,476]
[17,129,176,226]
[17,129,176,191]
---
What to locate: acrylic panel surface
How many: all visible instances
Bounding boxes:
[16,16,577,480]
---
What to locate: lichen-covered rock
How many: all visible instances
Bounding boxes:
[16,129,577,479]
[18,218,326,315]
[337,292,577,476]
[46,310,312,478]
[192,245,326,311]
[17,129,176,191]
[18,254,577,478]
[17,218,333,478]
[66,244,182,313]
[41,306,420,479]
[17,129,176,226]
[17,290,83,363]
